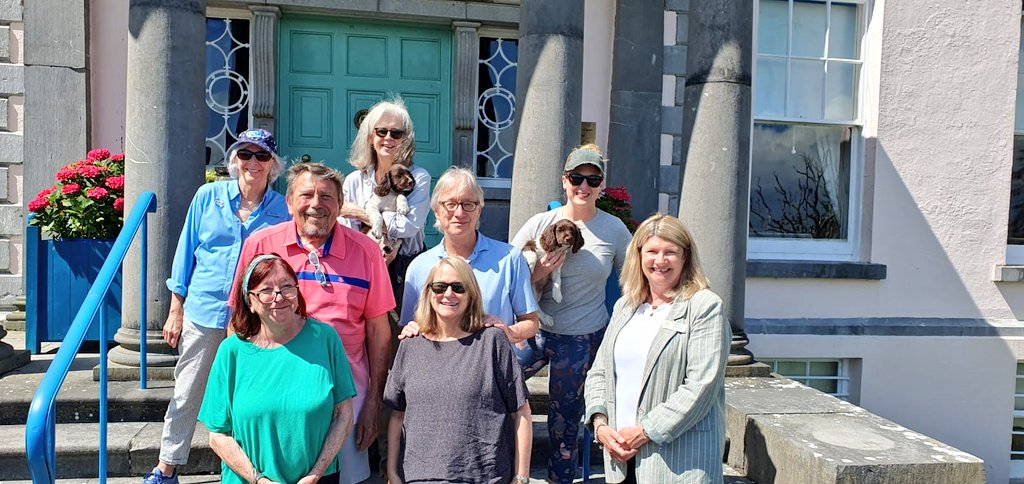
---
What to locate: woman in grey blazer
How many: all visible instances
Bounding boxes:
[584,213,731,483]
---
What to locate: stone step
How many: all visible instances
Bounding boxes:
[0,354,174,425]
[0,421,219,481]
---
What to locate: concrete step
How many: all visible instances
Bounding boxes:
[0,422,218,481]
[0,354,174,425]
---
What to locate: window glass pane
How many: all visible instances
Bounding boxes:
[755,57,787,117]
[476,38,518,180]
[1016,377,1024,394]
[1009,136,1024,245]
[787,59,825,119]
[750,122,851,240]
[824,61,857,121]
[1016,396,1024,412]
[1018,361,1024,375]
[776,361,805,375]
[205,18,251,166]
[828,3,858,59]
[792,1,827,58]
[809,360,839,376]
[809,379,838,394]
[758,0,789,56]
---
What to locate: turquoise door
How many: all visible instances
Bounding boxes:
[277,17,453,246]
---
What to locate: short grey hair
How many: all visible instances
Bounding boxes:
[226,144,286,182]
[431,167,485,231]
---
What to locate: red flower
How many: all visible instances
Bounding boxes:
[86,187,109,200]
[56,167,77,182]
[604,187,631,202]
[36,186,55,198]
[110,153,125,162]
[105,175,125,190]
[87,148,111,162]
[113,197,125,212]
[28,197,49,212]
[62,183,81,195]
[78,165,107,178]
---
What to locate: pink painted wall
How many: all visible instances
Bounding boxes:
[89,0,128,152]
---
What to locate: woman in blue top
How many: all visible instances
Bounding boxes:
[143,129,291,484]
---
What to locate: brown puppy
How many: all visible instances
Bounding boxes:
[367,164,416,255]
[522,219,584,308]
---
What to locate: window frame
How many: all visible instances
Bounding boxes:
[204,9,254,167]
[1007,14,1024,265]
[1011,361,1024,477]
[475,27,519,190]
[762,358,851,401]
[748,0,870,261]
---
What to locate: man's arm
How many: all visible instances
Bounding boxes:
[355,312,390,450]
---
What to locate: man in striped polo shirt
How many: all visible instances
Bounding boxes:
[233,162,394,484]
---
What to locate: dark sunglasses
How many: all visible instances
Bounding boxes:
[237,149,273,162]
[374,127,406,140]
[566,173,604,188]
[429,282,467,294]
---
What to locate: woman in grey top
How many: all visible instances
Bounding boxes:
[510,144,632,483]
[383,257,533,484]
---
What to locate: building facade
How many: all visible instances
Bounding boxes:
[12,0,1024,482]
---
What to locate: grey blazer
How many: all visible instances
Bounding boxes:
[584,289,731,484]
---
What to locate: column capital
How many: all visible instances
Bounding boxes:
[249,5,281,17]
[452,20,481,30]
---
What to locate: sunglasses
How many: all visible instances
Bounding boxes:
[307,250,329,287]
[374,127,406,140]
[237,149,273,162]
[429,282,467,294]
[566,173,604,188]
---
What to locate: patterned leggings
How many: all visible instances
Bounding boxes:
[515,328,606,484]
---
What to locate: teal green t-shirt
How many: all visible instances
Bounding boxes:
[198,319,357,484]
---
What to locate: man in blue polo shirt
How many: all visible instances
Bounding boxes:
[399,167,538,343]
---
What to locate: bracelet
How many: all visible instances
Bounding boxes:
[251,469,265,484]
[513,475,530,484]
[594,421,608,433]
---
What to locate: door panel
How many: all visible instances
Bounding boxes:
[278,17,453,246]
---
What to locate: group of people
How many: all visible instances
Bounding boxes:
[142,97,731,484]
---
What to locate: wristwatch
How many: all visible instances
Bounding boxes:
[513,474,530,483]
[251,470,265,484]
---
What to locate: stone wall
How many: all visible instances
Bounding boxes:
[659,0,688,215]
[0,0,23,306]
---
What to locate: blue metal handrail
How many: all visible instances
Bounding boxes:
[25,192,158,484]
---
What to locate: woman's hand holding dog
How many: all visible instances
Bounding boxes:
[531,249,567,285]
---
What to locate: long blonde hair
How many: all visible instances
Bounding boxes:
[414,257,485,336]
[620,213,710,307]
[348,98,416,172]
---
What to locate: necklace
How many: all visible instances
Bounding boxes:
[238,197,260,212]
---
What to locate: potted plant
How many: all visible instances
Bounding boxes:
[597,186,639,233]
[24,149,126,353]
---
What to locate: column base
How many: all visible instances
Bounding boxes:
[725,361,771,378]
[99,326,179,382]
[94,359,177,382]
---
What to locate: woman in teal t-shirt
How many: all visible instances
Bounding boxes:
[199,254,357,484]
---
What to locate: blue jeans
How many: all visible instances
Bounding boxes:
[515,328,606,484]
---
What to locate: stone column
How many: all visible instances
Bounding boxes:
[107,0,207,380]
[507,0,585,235]
[249,6,279,133]
[452,21,480,168]
[677,0,754,366]
[605,0,662,220]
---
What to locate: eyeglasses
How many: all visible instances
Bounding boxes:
[307,250,329,287]
[237,149,273,162]
[429,282,467,294]
[249,284,299,304]
[566,173,604,188]
[440,200,480,213]
[374,127,406,140]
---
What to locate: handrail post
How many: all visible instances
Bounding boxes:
[98,308,108,483]
[140,212,148,390]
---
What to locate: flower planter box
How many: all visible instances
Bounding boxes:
[25,224,121,354]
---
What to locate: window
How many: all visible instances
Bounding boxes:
[475,37,518,188]
[1012,362,1024,477]
[749,0,865,260]
[763,358,851,400]
[205,17,251,166]
[1007,16,1024,263]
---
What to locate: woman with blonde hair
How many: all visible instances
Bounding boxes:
[384,257,532,484]
[510,143,631,483]
[339,98,431,305]
[585,213,730,483]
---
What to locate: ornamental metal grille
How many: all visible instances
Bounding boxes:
[475,37,518,181]
[205,18,251,166]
